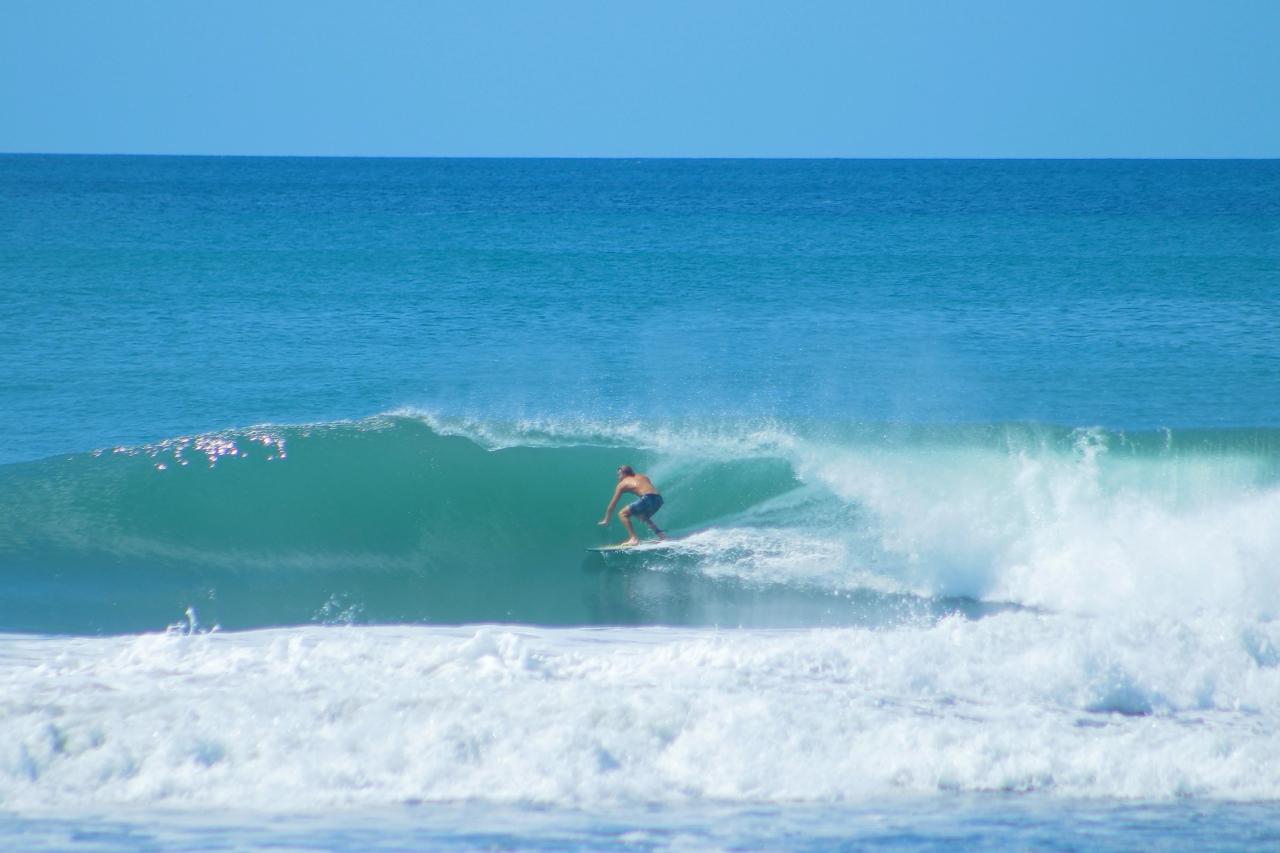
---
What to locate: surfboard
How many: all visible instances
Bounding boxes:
[586,541,672,553]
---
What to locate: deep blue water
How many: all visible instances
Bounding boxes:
[3,156,1277,465]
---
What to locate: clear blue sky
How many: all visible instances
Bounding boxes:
[2,0,1277,157]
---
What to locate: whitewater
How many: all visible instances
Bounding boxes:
[3,156,1279,849]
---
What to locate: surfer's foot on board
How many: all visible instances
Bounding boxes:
[620,537,640,547]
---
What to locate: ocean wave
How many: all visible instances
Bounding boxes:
[1,414,1278,632]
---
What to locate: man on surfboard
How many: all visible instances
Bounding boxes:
[597,465,665,546]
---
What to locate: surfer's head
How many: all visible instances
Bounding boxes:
[617,465,635,479]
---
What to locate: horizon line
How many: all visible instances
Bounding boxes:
[2,151,1278,162]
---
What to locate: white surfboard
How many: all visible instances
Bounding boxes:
[585,540,673,553]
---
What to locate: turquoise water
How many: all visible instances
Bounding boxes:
[6,800,1280,851]
[2,156,1279,849]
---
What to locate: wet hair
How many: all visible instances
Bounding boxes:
[618,465,635,476]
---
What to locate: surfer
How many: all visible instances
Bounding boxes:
[597,465,665,546]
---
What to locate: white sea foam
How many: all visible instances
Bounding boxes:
[647,527,901,595]
[793,434,1280,617]
[3,615,1280,811]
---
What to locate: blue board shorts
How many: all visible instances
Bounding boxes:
[626,493,663,520]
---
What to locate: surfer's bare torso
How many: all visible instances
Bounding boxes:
[617,473,658,497]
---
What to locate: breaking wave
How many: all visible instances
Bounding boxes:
[2,413,1278,633]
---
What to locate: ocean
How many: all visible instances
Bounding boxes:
[2,155,1279,849]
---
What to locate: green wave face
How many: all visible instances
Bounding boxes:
[0,418,826,632]
[4,416,1279,634]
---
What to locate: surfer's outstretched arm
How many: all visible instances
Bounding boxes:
[598,484,623,526]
